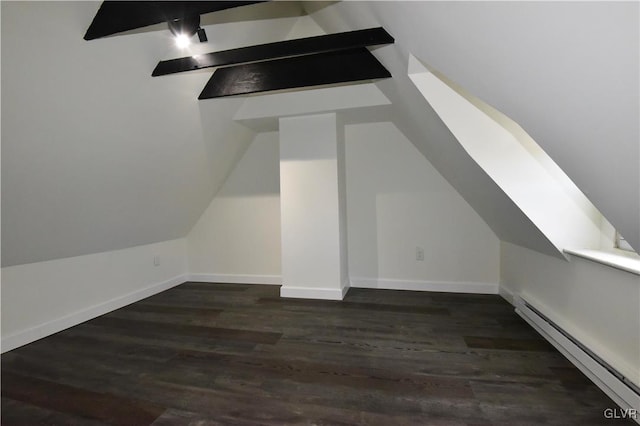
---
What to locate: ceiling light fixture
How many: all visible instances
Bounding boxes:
[174,34,191,48]
[168,15,207,48]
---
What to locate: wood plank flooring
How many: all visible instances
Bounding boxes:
[1,283,631,425]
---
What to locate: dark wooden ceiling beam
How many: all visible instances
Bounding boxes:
[153,27,394,77]
[198,48,391,99]
[84,1,265,41]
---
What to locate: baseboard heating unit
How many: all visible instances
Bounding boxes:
[514,296,640,422]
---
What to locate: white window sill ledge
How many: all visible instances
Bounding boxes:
[564,249,640,276]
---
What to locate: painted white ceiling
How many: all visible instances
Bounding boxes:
[2,1,637,266]
[1,1,302,266]
[306,1,639,253]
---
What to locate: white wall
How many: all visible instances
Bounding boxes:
[501,242,640,386]
[0,119,498,351]
[346,122,499,291]
[1,238,188,352]
[187,132,281,282]
[188,122,500,292]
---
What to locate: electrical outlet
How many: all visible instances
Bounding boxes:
[153,255,160,266]
[416,246,424,261]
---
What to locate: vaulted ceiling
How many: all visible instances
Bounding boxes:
[2,1,638,267]
[305,1,639,253]
[1,1,298,266]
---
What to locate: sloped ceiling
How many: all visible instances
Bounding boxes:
[3,1,637,267]
[306,1,639,253]
[1,1,302,266]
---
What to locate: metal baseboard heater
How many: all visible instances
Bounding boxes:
[514,296,640,421]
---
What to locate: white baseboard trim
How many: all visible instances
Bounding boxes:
[188,273,281,285]
[350,277,498,294]
[498,285,515,305]
[280,284,348,301]
[515,296,640,423]
[1,274,188,353]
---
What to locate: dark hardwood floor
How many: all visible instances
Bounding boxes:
[1,283,630,425]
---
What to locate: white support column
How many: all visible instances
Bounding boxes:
[279,113,349,300]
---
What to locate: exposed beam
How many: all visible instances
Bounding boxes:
[84,1,265,41]
[152,27,394,77]
[198,48,391,99]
